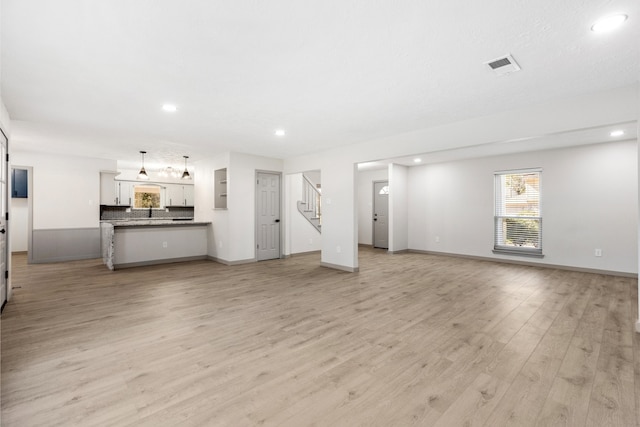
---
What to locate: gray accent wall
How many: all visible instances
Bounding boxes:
[31,228,101,263]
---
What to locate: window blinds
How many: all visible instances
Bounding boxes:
[494,170,541,254]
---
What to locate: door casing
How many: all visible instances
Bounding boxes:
[255,170,283,261]
[372,180,389,249]
[1,127,9,311]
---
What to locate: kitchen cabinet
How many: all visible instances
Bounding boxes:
[100,172,119,205]
[184,185,195,206]
[165,184,194,207]
[115,181,133,206]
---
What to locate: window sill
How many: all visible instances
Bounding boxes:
[492,249,544,259]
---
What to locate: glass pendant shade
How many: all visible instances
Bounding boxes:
[181,156,192,180]
[137,151,150,180]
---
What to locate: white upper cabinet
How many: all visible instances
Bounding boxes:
[115,181,133,206]
[183,185,195,206]
[165,184,194,207]
[100,172,118,205]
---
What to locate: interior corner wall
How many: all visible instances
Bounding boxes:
[286,173,322,255]
[357,168,389,245]
[194,152,230,262]
[10,150,116,262]
[319,159,358,271]
[228,152,283,262]
[198,152,283,264]
[408,139,638,274]
[389,164,408,252]
[285,85,637,273]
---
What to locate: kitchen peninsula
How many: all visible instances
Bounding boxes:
[101,220,211,270]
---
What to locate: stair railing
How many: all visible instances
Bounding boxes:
[297,175,321,233]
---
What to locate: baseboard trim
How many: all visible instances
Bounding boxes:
[407,249,638,278]
[388,249,409,254]
[114,255,208,269]
[289,250,321,256]
[11,251,27,255]
[320,262,359,273]
[207,256,257,266]
[31,254,102,264]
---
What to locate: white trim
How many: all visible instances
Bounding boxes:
[494,167,542,175]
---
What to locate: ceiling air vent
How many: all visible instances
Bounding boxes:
[485,54,521,76]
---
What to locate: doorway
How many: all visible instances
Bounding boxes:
[373,180,389,249]
[1,128,8,311]
[256,171,281,261]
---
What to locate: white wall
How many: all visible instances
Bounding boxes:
[389,163,408,252]
[408,140,638,274]
[10,151,115,229]
[285,85,638,271]
[229,152,283,261]
[194,152,230,261]
[10,197,27,251]
[285,173,322,254]
[195,152,283,263]
[357,168,388,245]
[304,170,321,187]
[320,158,358,271]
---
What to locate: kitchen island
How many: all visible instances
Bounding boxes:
[101,220,211,270]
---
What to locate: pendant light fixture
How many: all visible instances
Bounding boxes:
[181,155,192,180]
[137,151,150,180]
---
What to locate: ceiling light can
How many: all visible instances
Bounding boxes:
[591,14,628,33]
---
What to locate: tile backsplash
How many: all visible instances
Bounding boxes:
[100,206,194,220]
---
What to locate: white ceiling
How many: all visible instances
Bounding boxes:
[1,1,639,168]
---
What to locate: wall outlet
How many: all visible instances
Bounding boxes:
[336,246,341,253]
[162,241,168,248]
[594,248,602,257]
[309,238,313,245]
[435,236,440,243]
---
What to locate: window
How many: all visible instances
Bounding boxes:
[494,169,542,257]
[133,185,161,209]
[378,185,389,195]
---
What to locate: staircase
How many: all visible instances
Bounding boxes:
[297,175,321,233]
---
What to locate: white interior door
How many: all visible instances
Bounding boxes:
[373,180,389,249]
[257,172,281,261]
[1,129,8,310]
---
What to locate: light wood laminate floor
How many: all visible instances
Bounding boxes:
[1,249,639,426]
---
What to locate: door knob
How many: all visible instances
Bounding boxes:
[275,219,280,223]
[373,218,377,222]
[0,229,5,234]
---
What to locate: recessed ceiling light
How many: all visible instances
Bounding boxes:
[414,158,422,163]
[275,129,286,137]
[610,130,625,137]
[591,14,628,33]
[162,104,177,112]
